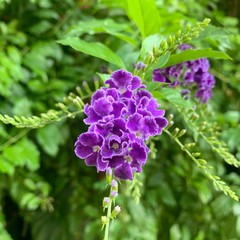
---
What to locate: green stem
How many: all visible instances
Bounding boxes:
[0,129,30,152]
[103,198,112,240]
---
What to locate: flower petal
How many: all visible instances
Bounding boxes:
[114,162,133,180]
[129,142,148,165]
[155,117,168,129]
[108,156,125,168]
[97,154,108,171]
[75,144,92,159]
[77,132,103,147]
[84,106,102,124]
[93,98,113,116]
[142,116,158,136]
[126,113,142,132]
[85,152,98,166]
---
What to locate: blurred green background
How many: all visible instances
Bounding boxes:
[0,0,240,239]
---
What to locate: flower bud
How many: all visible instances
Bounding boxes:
[111,179,118,191]
[182,142,196,150]
[111,205,121,218]
[160,40,168,50]
[110,190,118,199]
[172,128,180,137]
[101,216,109,225]
[106,167,112,184]
[102,197,110,208]
[192,152,201,157]
[167,114,174,121]
[177,129,187,138]
[176,29,182,38]
[82,80,92,94]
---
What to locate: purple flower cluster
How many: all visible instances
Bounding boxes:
[75,70,168,180]
[153,44,215,103]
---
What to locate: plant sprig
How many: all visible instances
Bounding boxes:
[164,114,239,201]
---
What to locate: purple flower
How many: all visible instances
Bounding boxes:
[75,69,168,180]
[152,44,215,103]
[153,69,167,82]
[75,132,108,171]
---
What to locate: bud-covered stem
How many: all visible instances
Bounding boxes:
[102,174,120,240]
[103,196,112,240]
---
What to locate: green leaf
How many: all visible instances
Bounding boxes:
[170,224,181,240]
[66,18,136,46]
[20,193,41,210]
[163,49,232,68]
[152,87,194,108]
[58,37,126,69]
[36,123,68,157]
[195,25,231,50]
[0,222,13,240]
[126,0,161,39]
[0,157,15,175]
[96,73,111,82]
[152,54,170,69]
[3,138,40,171]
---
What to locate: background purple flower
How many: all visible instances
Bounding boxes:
[152,44,215,103]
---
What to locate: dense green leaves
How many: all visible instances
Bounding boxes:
[58,37,126,69]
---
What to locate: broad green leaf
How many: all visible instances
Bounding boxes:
[66,18,136,46]
[126,0,161,39]
[163,49,232,68]
[96,73,111,82]
[151,54,170,69]
[146,82,163,92]
[0,156,15,175]
[196,25,231,50]
[58,37,126,69]
[36,123,68,157]
[3,138,40,171]
[152,88,194,108]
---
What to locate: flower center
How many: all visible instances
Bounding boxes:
[135,131,142,138]
[125,155,132,163]
[112,143,119,150]
[93,146,101,152]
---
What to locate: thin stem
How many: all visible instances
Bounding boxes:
[164,129,201,167]
[0,129,30,152]
[103,198,112,240]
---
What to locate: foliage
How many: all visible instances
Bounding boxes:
[0,0,240,239]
